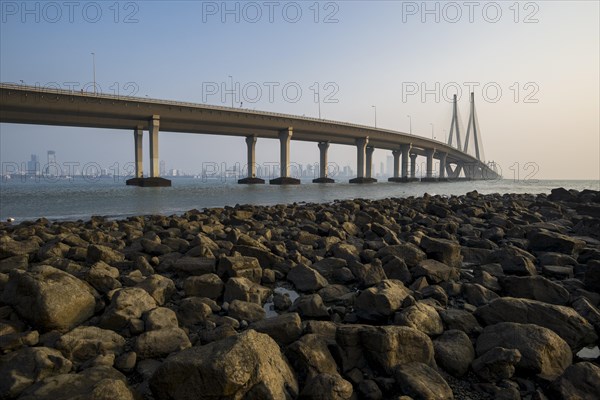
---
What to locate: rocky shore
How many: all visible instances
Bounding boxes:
[1,188,599,400]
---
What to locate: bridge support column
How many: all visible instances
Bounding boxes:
[365,146,377,181]
[350,137,375,183]
[270,127,300,185]
[126,116,171,187]
[313,141,334,183]
[438,152,448,181]
[388,149,404,182]
[422,149,437,182]
[134,126,143,178]
[239,136,265,184]
[410,153,418,180]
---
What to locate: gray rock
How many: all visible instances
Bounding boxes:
[286,333,339,385]
[584,260,600,292]
[228,299,266,322]
[173,256,216,275]
[382,256,411,283]
[0,346,72,399]
[177,297,214,326]
[394,362,454,400]
[250,312,303,345]
[86,261,121,294]
[571,296,600,336]
[462,283,499,307]
[485,246,537,276]
[476,322,572,380]
[433,330,475,377]
[500,275,570,305]
[183,273,224,299]
[471,347,521,382]
[150,330,298,400]
[439,309,482,335]
[1,265,96,332]
[475,297,598,351]
[355,279,411,321]
[288,264,329,292]
[134,327,191,359]
[527,229,586,257]
[311,257,348,280]
[549,361,600,400]
[0,237,39,259]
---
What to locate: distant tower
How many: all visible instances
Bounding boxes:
[27,154,39,174]
[47,150,56,165]
[159,160,166,176]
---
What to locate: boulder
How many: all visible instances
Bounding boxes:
[500,275,570,305]
[286,334,339,385]
[183,273,224,299]
[137,274,176,305]
[100,287,157,332]
[549,362,600,400]
[86,261,121,294]
[471,347,521,382]
[433,330,475,377]
[150,330,298,400]
[223,277,271,304]
[1,266,96,332]
[355,280,411,321]
[476,322,572,380]
[485,246,537,276]
[299,373,354,400]
[287,264,329,292]
[420,236,462,268]
[173,256,216,276]
[217,255,262,283]
[228,299,266,322]
[0,347,72,399]
[144,307,179,330]
[394,362,454,400]
[86,244,125,264]
[438,309,482,335]
[347,260,387,288]
[462,283,499,306]
[394,302,444,336]
[412,259,459,284]
[250,312,303,345]
[475,297,598,351]
[311,258,348,280]
[291,294,329,319]
[55,326,125,366]
[135,327,191,359]
[376,243,427,268]
[584,260,600,292]
[527,229,586,257]
[0,238,39,259]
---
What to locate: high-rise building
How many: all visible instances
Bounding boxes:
[159,160,166,176]
[386,156,394,177]
[47,150,56,165]
[27,154,39,174]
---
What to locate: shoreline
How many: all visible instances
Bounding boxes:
[0,188,599,399]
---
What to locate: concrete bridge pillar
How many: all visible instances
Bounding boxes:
[423,149,436,181]
[149,115,160,178]
[365,146,375,179]
[388,149,403,182]
[238,136,265,184]
[401,145,410,180]
[126,115,171,187]
[134,126,143,178]
[350,137,375,183]
[270,127,300,185]
[438,152,447,180]
[410,153,418,179]
[313,141,334,183]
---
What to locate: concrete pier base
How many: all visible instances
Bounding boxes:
[269,177,301,185]
[313,177,335,183]
[349,177,377,184]
[238,177,265,184]
[420,177,438,183]
[126,177,172,187]
[388,177,409,183]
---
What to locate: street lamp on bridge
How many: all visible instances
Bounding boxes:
[91,52,96,94]
[407,115,412,134]
[371,105,377,128]
[430,123,435,140]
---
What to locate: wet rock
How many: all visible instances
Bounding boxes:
[394,302,444,336]
[549,361,600,400]
[500,275,570,305]
[475,297,597,351]
[299,373,354,400]
[433,330,475,377]
[134,327,191,359]
[420,236,462,268]
[250,312,303,345]
[291,294,329,319]
[471,347,521,382]
[476,322,572,380]
[217,255,262,283]
[228,299,266,322]
[2,266,96,332]
[100,287,157,332]
[527,229,586,257]
[288,264,329,292]
[137,274,176,305]
[55,326,125,366]
[183,273,224,299]
[18,365,135,400]
[413,259,459,284]
[223,277,271,304]
[0,346,72,399]
[394,362,454,400]
[150,330,298,400]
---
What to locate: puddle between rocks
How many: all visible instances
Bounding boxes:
[263,286,300,318]
[576,345,600,360]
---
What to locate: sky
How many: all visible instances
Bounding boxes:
[1,0,599,180]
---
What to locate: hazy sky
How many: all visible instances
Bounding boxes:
[1,1,598,180]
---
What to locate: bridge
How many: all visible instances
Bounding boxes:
[0,83,499,187]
